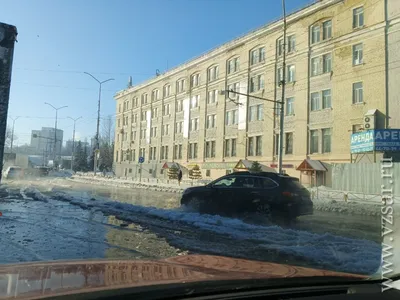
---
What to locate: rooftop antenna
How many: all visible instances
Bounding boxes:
[127,76,132,88]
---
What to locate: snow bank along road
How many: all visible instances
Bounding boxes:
[0,182,383,276]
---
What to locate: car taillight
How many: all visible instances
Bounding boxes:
[282,191,298,197]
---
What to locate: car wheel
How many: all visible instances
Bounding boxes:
[256,203,271,218]
[187,196,203,213]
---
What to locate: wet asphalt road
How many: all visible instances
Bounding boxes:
[0,178,382,274]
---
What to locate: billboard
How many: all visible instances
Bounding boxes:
[350,129,400,153]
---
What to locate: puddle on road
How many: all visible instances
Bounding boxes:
[61,181,181,209]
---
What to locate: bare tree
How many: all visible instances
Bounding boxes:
[4,126,17,149]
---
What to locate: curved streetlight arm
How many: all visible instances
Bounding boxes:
[68,116,82,122]
[44,102,56,110]
[100,78,115,85]
[84,72,101,84]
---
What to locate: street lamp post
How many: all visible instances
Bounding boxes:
[9,116,19,153]
[44,102,68,168]
[67,116,82,171]
[84,72,114,175]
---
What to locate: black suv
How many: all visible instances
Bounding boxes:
[181,171,313,220]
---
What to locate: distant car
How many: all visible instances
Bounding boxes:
[3,166,24,180]
[35,166,50,177]
[180,171,313,220]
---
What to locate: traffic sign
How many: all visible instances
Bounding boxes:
[138,156,144,163]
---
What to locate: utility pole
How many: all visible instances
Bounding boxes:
[44,102,68,168]
[68,116,82,171]
[84,72,114,175]
[278,0,287,174]
[9,116,19,153]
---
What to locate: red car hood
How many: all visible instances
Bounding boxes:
[0,254,366,299]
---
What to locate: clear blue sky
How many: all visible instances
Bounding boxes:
[1,0,312,145]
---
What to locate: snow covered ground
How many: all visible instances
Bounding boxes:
[16,185,383,275]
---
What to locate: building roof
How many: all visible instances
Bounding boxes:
[234,159,277,173]
[296,159,327,172]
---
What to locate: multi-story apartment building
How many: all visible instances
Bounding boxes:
[114,0,400,180]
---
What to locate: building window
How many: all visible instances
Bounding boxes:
[174,144,183,159]
[322,89,331,109]
[248,137,254,156]
[191,95,200,108]
[191,73,200,88]
[287,65,295,82]
[151,107,158,118]
[310,92,320,111]
[229,82,240,93]
[311,25,320,44]
[249,74,264,92]
[248,136,262,156]
[277,67,283,84]
[353,82,363,104]
[228,57,240,74]
[163,103,171,115]
[161,145,169,160]
[207,89,218,104]
[311,57,320,76]
[149,147,157,160]
[322,53,332,73]
[323,20,332,40]
[224,139,231,157]
[353,7,364,29]
[176,99,183,112]
[250,47,265,65]
[286,97,294,115]
[225,110,238,126]
[285,132,293,154]
[205,141,216,158]
[208,65,219,82]
[310,130,319,154]
[177,79,185,93]
[256,136,262,156]
[175,121,183,134]
[206,114,216,129]
[288,35,296,53]
[151,89,160,101]
[190,118,199,131]
[249,104,263,121]
[189,143,198,159]
[322,128,331,153]
[150,126,157,138]
[160,124,166,136]
[278,39,284,56]
[352,124,363,133]
[231,139,237,156]
[141,111,147,121]
[353,43,363,65]
[163,84,171,98]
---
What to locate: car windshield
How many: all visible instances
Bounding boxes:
[1,0,400,298]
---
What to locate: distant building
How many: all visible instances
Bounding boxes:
[30,127,63,157]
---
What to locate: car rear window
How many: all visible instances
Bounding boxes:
[282,178,305,190]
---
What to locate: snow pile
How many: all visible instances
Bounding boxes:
[21,187,49,202]
[51,191,381,275]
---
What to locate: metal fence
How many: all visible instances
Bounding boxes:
[331,163,400,196]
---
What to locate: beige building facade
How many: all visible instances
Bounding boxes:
[114,0,399,180]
